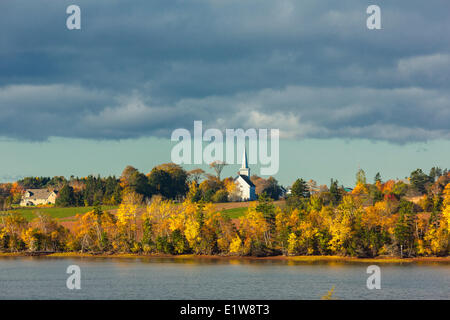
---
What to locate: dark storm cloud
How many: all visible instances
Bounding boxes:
[0,0,449,142]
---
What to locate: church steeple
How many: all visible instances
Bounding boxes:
[239,149,250,177]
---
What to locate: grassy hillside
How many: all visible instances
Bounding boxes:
[2,205,118,221]
[221,206,248,218]
[1,200,282,222]
[220,200,286,219]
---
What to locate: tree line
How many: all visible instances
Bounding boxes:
[0,162,288,209]
[0,167,449,257]
[3,163,445,210]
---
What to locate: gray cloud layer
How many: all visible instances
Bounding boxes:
[0,0,449,142]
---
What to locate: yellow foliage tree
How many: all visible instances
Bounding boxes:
[229,236,243,255]
[115,191,142,252]
[420,183,450,256]
[0,213,28,251]
[287,232,300,255]
[238,206,269,255]
[352,182,368,195]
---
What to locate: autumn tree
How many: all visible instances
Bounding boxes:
[359,202,393,257]
[329,196,363,256]
[237,204,269,256]
[143,197,187,254]
[0,213,28,251]
[10,182,24,204]
[392,181,409,199]
[356,168,367,185]
[72,207,117,252]
[209,161,227,180]
[198,175,223,202]
[211,189,228,203]
[29,213,69,251]
[186,181,202,202]
[421,183,450,256]
[115,191,143,252]
[187,168,205,184]
[120,166,139,188]
[224,177,241,202]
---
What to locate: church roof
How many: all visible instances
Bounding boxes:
[236,174,255,187]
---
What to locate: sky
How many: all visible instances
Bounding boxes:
[0,0,449,187]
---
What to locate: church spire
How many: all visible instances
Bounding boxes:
[241,148,248,169]
[239,148,250,177]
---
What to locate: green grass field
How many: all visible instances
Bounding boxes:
[1,205,118,221]
[221,207,248,219]
[1,202,275,221]
[220,200,285,219]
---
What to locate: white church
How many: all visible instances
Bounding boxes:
[234,149,256,201]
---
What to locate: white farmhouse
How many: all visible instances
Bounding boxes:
[234,150,256,201]
[20,189,58,206]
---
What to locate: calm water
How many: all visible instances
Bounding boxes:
[0,257,448,300]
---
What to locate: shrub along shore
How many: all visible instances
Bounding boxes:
[1,252,449,264]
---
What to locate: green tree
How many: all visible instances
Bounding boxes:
[374,172,382,184]
[410,169,431,194]
[128,171,152,197]
[148,163,188,199]
[429,167,443,182]
[18,177,51,189]
[261,177,283,200]
[147,168,171,198]
[256,193,276,237]
[55,185,75,207]
[291,179,310,198]
[329,179,342,205]
[394,200,417,257]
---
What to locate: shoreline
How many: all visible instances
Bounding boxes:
[1,252,449,264]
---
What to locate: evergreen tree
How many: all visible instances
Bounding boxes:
[291,178,310,198]
[55,184,75,207]
[329,179,341,205]
[429,167,443,182]
[261,177,282,200]
[374,172,382,183]
[256,193,276,244]
[410,169,432,194]
[394,200,417,257]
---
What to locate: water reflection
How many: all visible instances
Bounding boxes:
[0,256,448,300]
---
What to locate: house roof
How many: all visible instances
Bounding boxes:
[235,175,255,187]
[24,189,56,199]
